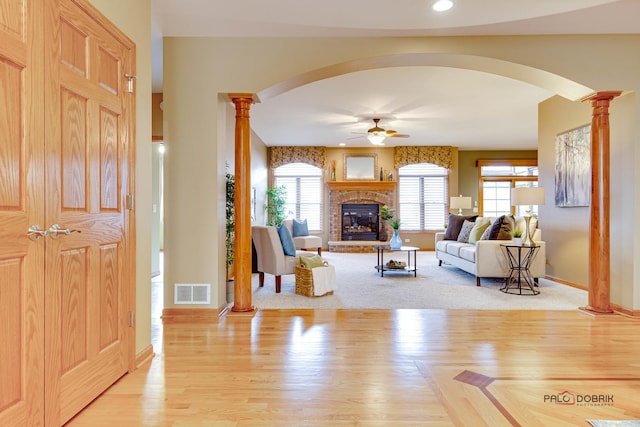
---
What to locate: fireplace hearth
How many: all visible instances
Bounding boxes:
[342,203,379,241]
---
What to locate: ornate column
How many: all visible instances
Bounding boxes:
[580,91,621,315]
[230,94,256,312]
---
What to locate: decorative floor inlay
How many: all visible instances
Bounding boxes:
[451,369,640,426]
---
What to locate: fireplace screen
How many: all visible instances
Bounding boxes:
[341,203,379,241]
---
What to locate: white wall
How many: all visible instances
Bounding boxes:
[538,96,592,286]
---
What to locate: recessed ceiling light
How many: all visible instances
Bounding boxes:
[339,143,346,146]
[432,0,453,12]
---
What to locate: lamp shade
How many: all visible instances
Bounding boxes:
[450,195,472,215]
[511,187,545,206]
[450,195,472,210]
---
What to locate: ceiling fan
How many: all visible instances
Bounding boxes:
[366,118,410,145]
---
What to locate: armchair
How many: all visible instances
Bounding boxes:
[282,219,322,255]
[252,225,314,293]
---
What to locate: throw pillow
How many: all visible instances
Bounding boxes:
[457,220,476,243]
[277,224,297,256]
[444,214,478,240]
[300,255,326,269]
[487,215,515,240]
[292,219,309,237]
[468,218,491,244]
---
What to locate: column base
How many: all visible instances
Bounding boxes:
[231,305,256,313]
[578,306,616,317]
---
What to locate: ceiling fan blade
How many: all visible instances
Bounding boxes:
[389,133,410,138]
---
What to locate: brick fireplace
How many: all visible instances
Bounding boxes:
[327,181,396,252]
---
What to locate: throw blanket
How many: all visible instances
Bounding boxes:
[311,265,336,296]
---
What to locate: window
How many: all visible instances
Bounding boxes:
[478,160,538,217]
[482,181,512,217]
[398,163,448,231]
[274,163,323,231]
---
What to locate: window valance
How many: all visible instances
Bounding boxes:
[393,146,453,170]
[269,146,326,170]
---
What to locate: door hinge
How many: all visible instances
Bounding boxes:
[128,311,134,327]
[126,194,134,210]
[124,73,136,93]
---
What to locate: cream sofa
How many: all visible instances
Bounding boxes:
[435,218,545,287]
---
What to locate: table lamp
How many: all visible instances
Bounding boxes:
[511,187,545,246]
[450,195,472,215]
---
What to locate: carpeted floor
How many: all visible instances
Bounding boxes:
[252,251,588,310]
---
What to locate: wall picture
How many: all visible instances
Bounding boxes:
[554,124,591,207]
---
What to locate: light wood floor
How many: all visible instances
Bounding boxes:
[66,300,640,426]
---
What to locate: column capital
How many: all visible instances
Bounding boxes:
[581,91,622,103]
[228,93,258,104]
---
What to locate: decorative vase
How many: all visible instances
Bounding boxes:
[390,228,402,250]
[379,223,387,242]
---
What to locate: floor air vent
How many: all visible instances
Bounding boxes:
[174,284,211,304]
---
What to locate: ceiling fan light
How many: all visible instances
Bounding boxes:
[432,0,453,12]
[368,133,386,145]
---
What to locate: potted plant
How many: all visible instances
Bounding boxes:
[265,185,289,227]
[511,229,523,246]
[379,205,395,241]
[225,167,235,280]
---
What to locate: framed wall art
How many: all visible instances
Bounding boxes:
[554,124,591,207]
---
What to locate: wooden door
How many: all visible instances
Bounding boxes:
[0,0,45,425]
[43,0,135,424]
[0,0,134,424]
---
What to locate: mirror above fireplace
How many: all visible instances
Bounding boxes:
[344,153,377,181]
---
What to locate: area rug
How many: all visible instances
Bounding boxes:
[252,251,588,310]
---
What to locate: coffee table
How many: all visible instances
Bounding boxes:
[374,245,418,277]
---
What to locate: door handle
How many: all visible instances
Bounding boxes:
[48,224,81,239]
[27,225,50,241]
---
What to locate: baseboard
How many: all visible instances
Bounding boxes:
[162,307,226,323]
[545,275,587,291]
[611,303,640,318]
[135,345,155,368]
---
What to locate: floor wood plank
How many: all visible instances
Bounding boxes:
[65,306,640,426]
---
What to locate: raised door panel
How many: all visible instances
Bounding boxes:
[60,248,88,373]
[0,60,22,208]
[0,0,44,426]
[99,107,120,211]
[61,88,88,211]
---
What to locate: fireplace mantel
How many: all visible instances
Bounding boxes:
[327,181,396,191]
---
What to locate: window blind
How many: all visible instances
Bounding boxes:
[398,163,448,231]
[274,163,323,231]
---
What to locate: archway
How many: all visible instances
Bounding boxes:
[232,52,614,311]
